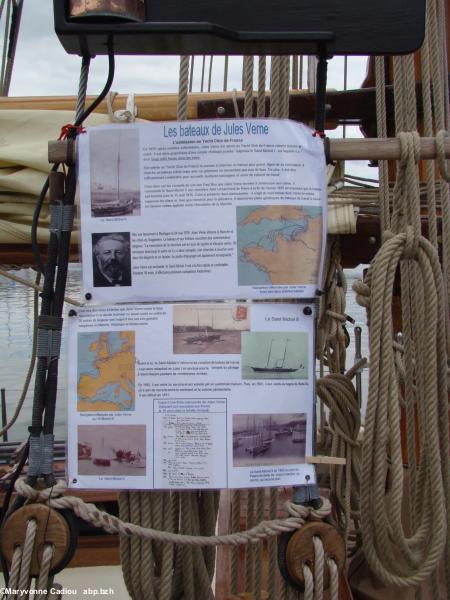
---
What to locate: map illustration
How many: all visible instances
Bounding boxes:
[236,205,322,286]
[77,331,135,411]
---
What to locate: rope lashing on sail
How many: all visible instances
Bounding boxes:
[13,478,332,547]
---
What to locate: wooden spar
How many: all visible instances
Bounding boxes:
[48,136,450,165]
[0,91,246,121]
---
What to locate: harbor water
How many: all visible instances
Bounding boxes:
[0,264,369,442]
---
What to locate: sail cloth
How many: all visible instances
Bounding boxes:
[0,109,356,247]
[0,109,111,245]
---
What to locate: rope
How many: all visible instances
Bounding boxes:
[257,56,266,117]
[223,56,229,91]
[177,55,190,121]
[269,56,282,118]
[243,56,254,118]
[231,88,240,118]
[302,564,314,600]
[317,238,348,374]
[36,544,54,591]
[436,129,450,181]
[301,537,339,600]
[0,271,40,439]
[312,536,324,600]
[3,519,56,597]
[267,488,278,600]
[0,0,10,96]
[317,369,362,552]
[189,55,194,93]
[15,478,331,547]
[420,13,438,249]
[245,489,255,591]
[1,0,23,97]
[75,57,90,123]
[6,546,22,592]
[374,56,391,235]
[353,229,449,588]
[0,269,81,306]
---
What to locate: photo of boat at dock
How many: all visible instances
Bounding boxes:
[90,128,141,217]
[241,331,308,379]
[77,424,146,476]
[233,413,306,467]
[173,304,249,354]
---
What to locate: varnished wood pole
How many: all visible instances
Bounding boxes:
[0,92,244,121]
[48,136,450,165]
[328,136,450,161]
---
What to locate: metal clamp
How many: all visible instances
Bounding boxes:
[36,328,62,360]
[50,204,75,236]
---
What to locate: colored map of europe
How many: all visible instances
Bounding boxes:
[77,331,135,411]
[237,205,322,285]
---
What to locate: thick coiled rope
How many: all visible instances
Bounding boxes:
[353,228,449,588]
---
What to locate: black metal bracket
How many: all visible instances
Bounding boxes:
[54,0,425,57]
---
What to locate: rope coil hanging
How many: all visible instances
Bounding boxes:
[352,132,449,589]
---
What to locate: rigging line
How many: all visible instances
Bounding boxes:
[200,55,205,92]
[188,55,194,93]
[75,55,91,123]
[26,48,116,489]
[38,45,115,481]
[0,0,11,94]
[0,268,81,306]
[223,55,228,91]
[0,439,29,590]
[2,0,24,97]
[0,0,7,22]
[31,45,115,275]
[208,56,213,92]
[0,270,41,439]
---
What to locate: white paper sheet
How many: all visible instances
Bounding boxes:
[77,119,327,303]
[67,302,316,490]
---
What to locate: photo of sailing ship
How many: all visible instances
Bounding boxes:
[90,128,141,217]
[173,304,250,354]
[232,413,307,467]
[77,424,146,476]
[241,331,308,379]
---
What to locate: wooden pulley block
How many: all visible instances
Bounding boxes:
[1,504,78,577]
[283,521,345,590]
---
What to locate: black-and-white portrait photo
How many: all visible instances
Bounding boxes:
[92,232,132,287]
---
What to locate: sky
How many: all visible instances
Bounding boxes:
[8,1,369,98]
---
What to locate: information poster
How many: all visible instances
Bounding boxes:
[67,302,316,489]
[78,119,327,303]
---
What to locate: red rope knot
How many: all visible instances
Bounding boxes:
[312,130,326,139]
[58,124,86,140]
